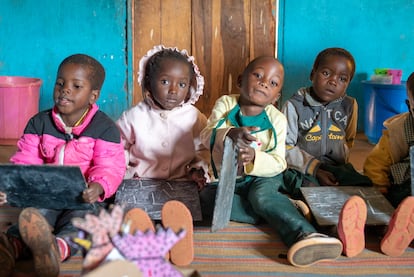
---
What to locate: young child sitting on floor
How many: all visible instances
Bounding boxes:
[282,47,371,189]
[116,45,210,266]
[280,47,374,259]
[0,54,125,277]
[199,56,343,267]
[347,71,414,258]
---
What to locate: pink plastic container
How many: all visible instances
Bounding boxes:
[0,76,41,141]
[387,69,402,84]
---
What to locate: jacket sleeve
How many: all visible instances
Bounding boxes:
[282,100,320,176]
[363,131,393,192]
[200,96,234,159]
[188,111,211,182]
[87,129,126,201]
[10,117,45,165]
[116,109,134,167]
[344,98,358,149]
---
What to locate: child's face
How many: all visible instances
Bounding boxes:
[53,63,99,124]
[407,89,414,118]
[238,57,284,108]
[149,58,191,110]
[310,55,353,104]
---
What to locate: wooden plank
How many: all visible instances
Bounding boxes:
[161,0,191,50]
[250,0,276,58]
[211,137,238,232]
[192,0,213,116]
[301,186,395,226]
[133,0,161,105]
[220,0,250,95]
[115,179,202,221]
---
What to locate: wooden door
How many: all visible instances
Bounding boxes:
[132,0,277,116]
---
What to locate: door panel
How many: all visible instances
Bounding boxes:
[133,0,276,116]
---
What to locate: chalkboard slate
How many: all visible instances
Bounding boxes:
[0,164,93,210]
[114,179,202,221]
[211,137,238,232]
[300,186,395,226]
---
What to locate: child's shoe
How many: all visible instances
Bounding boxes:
[287,233,343,267]
[0,232,15,277]
[381,196,414,257]
[337,195,367,257]
[161,200,194,266]
[19,207,60,277]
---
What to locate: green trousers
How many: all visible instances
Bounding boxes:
[200,174,316,247]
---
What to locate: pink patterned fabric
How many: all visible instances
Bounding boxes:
[112,228,186,277]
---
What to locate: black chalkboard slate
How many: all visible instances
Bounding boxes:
[114,179,202,221]
[211,137,238,232]
[0,164,93,210]
[300,186,395,226]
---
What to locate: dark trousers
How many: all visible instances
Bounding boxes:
[200,174,316,247]
[7,204,103,257]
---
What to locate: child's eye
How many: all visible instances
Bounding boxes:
[270,81,278,87]
[339,76,349,82]
[253,72,261,78]
[55,81,63,87]
[160,79,169,85]
[179,82,187,88]
[322,71,330,77]
[74,84,82,89]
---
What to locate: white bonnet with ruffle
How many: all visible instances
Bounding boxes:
[137,45,204,105]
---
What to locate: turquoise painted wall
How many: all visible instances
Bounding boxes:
[0,0,130,120]
[278,0,414,131]
[1,0,413,130]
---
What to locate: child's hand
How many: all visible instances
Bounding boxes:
[227,127,258,165]
[316,168,339,186]
[190,169,207,190]
[238,146,256,165]
[227,127,258,147]
[83,182,104,203]
[0,192,7,205]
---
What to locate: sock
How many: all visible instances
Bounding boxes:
[56,237,71,261]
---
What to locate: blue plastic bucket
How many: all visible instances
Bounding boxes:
[362,80,408,144]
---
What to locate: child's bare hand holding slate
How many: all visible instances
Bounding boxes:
[83,182,104,203]
[227,127,258,165]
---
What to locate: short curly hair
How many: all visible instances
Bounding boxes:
[312,47,356,81]
[58,54,105,90]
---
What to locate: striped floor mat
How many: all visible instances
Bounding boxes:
[2,207,414,276]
